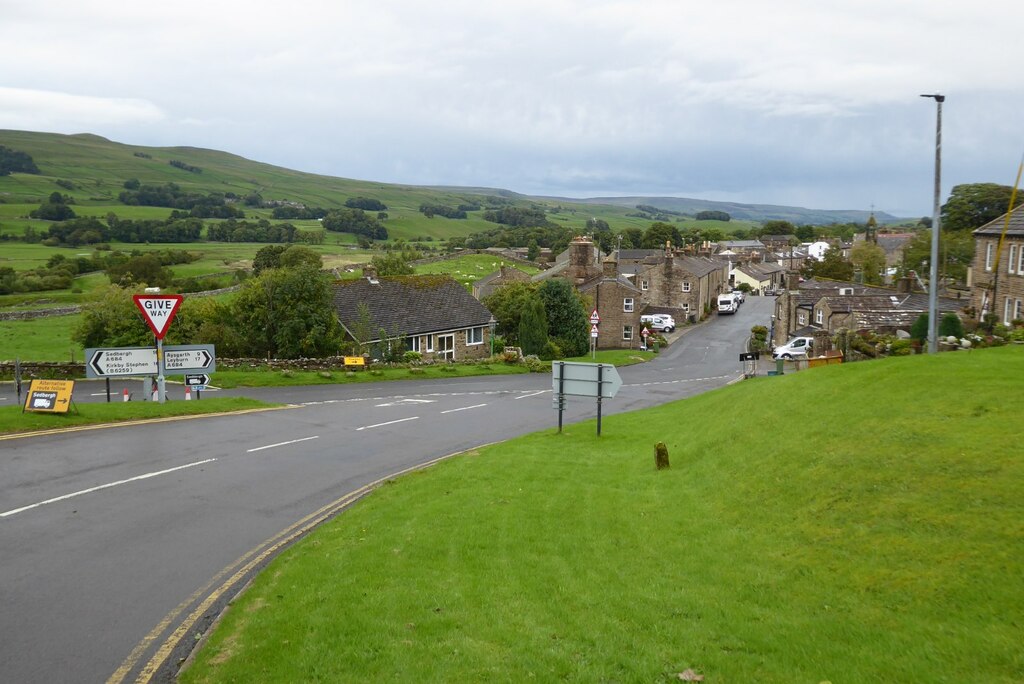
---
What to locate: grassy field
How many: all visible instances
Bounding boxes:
[182,346,1024,683]
[0,313,84,362]
[0,396,276,436]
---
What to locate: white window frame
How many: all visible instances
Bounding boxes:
[623,325,633,341]
[641,279,649,291]
[1016,298,1023,321]
[425,335,434,353]
[1005,297,1013,326]
[1010,244,1018,274]
[623,298,634,312]
[815,309,823,324]
[985,243,994,271]
[681,302,690,312]
[407,335,421,353]
[798,313,807,325]
[466,326,483,345]
[1018,244,1024,274]
[681,281,691,292]
[437,333,455,360]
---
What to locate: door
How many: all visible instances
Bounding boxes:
[437,333,455,361]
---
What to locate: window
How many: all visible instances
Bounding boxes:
[406,336,421,352]
[681,281,691,292]
[985,243,994,271]
[681,303,690,312]
[1018,244,1024,274]
[815,309,823,324]
[1010,244,1018,274]
[641,279,649,291]
[425,335,434,353]
[798,313,807,325]
[623,325,633,341]
[467,326,483,345]
[1016,299,1023,321]
[437,333,454,360]
[623,298,634,312]
[1005,298,1013,326]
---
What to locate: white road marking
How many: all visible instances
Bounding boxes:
[355,416,419,431]
[440,403,487,414]
[628,374,730,387]
[0,458,217,519]
[245,435,319,453]
[375,398,437,407]
[515,390,549,400]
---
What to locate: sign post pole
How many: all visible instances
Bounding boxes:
[156,337,166,404]
[557,361,565,433]
[596,363,603,436]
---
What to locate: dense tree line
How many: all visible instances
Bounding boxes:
[106,216,204,243]
[454,223,575,255]
[344,197,387,211]
[695,210,731,222]
[419,203,467,219]
[207,218,298,243]
[271,205,328,220]
[169,159,203,174]
[482,206,551,228]
[0,146,40,176]
[30,192,76,221]
[321,208,388,240]
[941,183,1024,232]
[118,181,243,218]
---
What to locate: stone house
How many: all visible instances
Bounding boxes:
[332,267,495,361]
[969,208,1024,324]
[578,257,644,349]
[633,250,730,321]
[472,265,532,300]
[732,261,786,295]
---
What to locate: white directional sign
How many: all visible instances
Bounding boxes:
[133,294,183,340]
[552,361,622,398]
[86,347,158,378]
[164,344,216,373]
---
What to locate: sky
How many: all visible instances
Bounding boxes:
[2,1,1023,218]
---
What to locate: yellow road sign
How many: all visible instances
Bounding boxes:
[24,379,76,414]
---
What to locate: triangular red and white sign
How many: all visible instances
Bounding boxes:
[133,294,183,339]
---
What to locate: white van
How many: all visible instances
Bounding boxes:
[640,314,676,332]
[772,336,814,360]
[717,293,739,314]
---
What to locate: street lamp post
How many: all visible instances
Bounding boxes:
[920,93,944,353]
[488,315,497,356]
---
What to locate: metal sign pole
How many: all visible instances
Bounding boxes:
[557,361,565,433]
[14,357,22,404]
[156,337,166,404]
[596,363,603,436]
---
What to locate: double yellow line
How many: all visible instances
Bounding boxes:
[107,445,488,683]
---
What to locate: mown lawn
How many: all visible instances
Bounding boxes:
[182,346,1024,683]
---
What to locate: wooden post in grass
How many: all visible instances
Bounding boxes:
[655,442,670,470]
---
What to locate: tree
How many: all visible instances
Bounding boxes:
[252,244,288,275]
[537,278,589,357]
[641,222,682,249]
[482,282,539,342]
[231,265,343,359]
[901,229,974,283]
[760,220,796,236]
[527,239,539,261]
[279,245,323,270]
[910,313,929,343]
[941,183,1024,232]
[73,285,153,348]
[106,254,174,288]
[850,241,887,285]
[939,313,965,338]
[619,228,644,249]
[371,251,415,276]
[801,246,854,281]
[518,296,548,356]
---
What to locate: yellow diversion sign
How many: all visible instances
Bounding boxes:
[24,379,76,414]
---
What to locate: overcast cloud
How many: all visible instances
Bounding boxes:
[2,0,1022,217]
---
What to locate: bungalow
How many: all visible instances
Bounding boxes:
[732,261,786,295]
[332,267,495,361]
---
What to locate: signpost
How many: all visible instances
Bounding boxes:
[86,347,159,378]
[23,379,76,414]
[740,351,760,378]
[164,345,216,373]
[133,294,183,404]
[589,309,601,358]
[551,361,622,435]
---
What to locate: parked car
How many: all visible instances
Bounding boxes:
[717,293,739,315]
[732,289,746,303]
[772,336,814,360]
[640,313,676,332]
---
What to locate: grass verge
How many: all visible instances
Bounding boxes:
[211,361,532,388]
[0,397,276,436]
[182,347,1024,683]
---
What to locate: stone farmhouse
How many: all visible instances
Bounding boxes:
[333,267,495,362]
[969,208,1024,325]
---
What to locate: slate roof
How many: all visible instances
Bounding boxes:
[875,234,914,254]
[973,207,1024,237]
[578,274,642,294]
[673,255,724,278]
[332,275,493,341]
[719,240,766,250]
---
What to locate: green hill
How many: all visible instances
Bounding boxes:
[183,347,1023,683]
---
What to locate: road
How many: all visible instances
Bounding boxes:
[0,297,772,683]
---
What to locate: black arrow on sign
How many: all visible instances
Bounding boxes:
[89,350,105,376]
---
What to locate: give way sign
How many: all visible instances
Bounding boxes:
[132,294,183,339]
